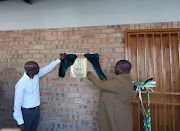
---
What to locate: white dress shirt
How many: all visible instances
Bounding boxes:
[13,59,61,125]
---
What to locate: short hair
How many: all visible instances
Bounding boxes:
[118,60,132,72]
[24,61,38,71]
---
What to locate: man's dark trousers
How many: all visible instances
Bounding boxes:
[21,106,40,131]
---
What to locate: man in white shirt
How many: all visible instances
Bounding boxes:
[13,53,66,131]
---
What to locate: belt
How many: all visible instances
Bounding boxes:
[22,106,39,110]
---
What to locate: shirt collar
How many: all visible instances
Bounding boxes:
[23,72,32,81]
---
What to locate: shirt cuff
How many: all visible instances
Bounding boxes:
[56,59,61,63]
[17,119,24,125]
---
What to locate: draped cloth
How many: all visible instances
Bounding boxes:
[59,54,77,77]
[84,53,107,80]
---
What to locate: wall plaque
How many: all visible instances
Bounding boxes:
[70,58,87,78]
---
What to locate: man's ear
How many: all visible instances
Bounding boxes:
[120,67,125,72]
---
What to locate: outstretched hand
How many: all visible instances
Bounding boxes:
[100,75,107,81]
[87,71,92,76]
[60,53,66,61]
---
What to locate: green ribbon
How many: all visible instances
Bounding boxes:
[133,78,153,131]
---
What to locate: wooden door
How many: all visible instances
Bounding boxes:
[125,28,180,131]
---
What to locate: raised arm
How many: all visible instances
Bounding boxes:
[87,72,124,93]
[38,53,66,77]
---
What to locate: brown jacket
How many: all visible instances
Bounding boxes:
[0,128,21,131]
[88,73,133,131]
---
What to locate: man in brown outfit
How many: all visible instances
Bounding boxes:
[87,60,133,131]
[0,128,21,131]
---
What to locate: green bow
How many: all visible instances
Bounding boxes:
[133,78,154,131]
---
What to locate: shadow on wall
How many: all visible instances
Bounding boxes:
[23,0,34,4]
[0,0,34,4]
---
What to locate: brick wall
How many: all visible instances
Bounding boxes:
[0,21,180,131]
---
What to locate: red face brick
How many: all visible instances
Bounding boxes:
[1,22,179,130]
